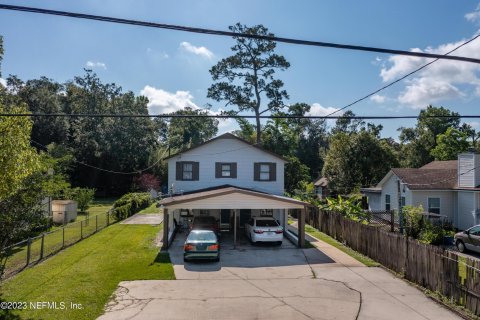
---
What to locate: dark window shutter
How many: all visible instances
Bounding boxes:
[176,162,183,180]
[215,162,221,178]
[192,162,200,181]
[231,163,237,178]
[270,163,277,181]
[254,163,260,181]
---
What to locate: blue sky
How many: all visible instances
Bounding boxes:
[1,0,480,138]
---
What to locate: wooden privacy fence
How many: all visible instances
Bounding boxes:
[307,210,480,316]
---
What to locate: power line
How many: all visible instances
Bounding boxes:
[1,4,480,64]
[31,139,166,175]
[326,33,480,117]
[2,113,480,120]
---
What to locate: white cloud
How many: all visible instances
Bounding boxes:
[465,4,480,23]
[307,103,342,117]
[0,78,6,87]
[86,61,107,69]
[378,32,480,108]
[146,48,169,60]
[140,85,199,114]
[370,94,387,103]
[179,42,214,59]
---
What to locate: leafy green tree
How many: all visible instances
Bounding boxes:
[208,23,290,143]
[321,195,368,222]
[284,155,311,193]
[17,77,69,146]
[0,103,41,200]
[70,188,95,214]
[323,131,398,195]
[164,107,219,150]
[398,106,460,167]
[430,127,469,160]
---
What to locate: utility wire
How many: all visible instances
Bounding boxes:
[326,33,480,117]
[1,4,480,64]
[2,113,480,120]
[31,139,166,175]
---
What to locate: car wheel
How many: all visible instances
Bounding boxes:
[456,240,466,253]
[214,256,220,262]
[183,257,189,263]
[277,241,282,246]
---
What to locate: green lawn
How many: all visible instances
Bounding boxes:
[2,199,117,278]
[1,223,174,320]
[305,224,379,267]
[137,202,161,215]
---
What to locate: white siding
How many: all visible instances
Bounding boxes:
[410,191,455,221]
[366,193,381,211]
[458,153,477,187]
[168,137,285,195]
[457,191,477,230]
[381,173,400,211]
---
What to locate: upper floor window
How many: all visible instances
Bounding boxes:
[215,162,237,178]
[428,197,440,214]
[385,194,391,211]
[176,161,199,181]
[254,162,276,182]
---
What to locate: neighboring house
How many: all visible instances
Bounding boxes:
[313,177,329,199]
[361,152,480,230]
[159,133,309,248]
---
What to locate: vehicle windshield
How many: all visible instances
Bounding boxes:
[256,220,279,227]
[187,231,217,242]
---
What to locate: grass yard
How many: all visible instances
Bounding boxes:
[305,224,379,267]
[2,199,117,278]
[137,202,161,215]
[0,223,174,320]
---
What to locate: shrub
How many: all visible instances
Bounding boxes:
[132,174,160,192]
[321,195,368,222]
[70,188,96,213]
[112,192,153,220]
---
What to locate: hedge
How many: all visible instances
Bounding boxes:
[112,192,153,220]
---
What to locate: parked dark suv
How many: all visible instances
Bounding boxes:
[454,225,480,253]
[190,216,220,235]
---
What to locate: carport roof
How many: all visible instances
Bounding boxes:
[159,185,310,209]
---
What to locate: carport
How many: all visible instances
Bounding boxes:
[159,186,309,249]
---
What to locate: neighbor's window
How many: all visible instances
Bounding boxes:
[182,163,193,180]
[260,164,270,181]
[222,164,232,177]
[385,194,391,211]
[401,196,406,208]
[428,198,440,215]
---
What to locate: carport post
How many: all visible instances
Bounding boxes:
[162,208,169,250]
[233,209,237,248]
[298,206,306,248]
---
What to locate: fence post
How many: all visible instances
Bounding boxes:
[40,234,45,260]
[390,210,394,232]
[26,238,31,266]
[62,227,65,248]
[96,215,98,232]
[81,221,83,239]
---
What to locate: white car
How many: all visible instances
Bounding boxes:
[245,217,283,245]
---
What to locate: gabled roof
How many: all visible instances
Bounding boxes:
[370,159,460,191]
[164,132,286,161]
[159,184,309,208]
[313,177,328,187]
[391,168,457,190]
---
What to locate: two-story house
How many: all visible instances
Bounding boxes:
[361,151,480,230]
[159,133,309,248]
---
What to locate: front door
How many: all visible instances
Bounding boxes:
[239,209,251,228]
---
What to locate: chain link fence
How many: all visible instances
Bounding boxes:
[1,211,114,279]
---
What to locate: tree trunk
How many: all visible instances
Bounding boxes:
[255,108,261,144]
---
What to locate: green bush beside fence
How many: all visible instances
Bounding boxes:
[111,192,153,220]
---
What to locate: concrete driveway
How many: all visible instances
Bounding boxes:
[99,231,461,320]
